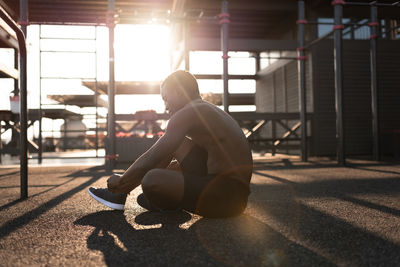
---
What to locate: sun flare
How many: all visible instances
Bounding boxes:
[114,24,171,81]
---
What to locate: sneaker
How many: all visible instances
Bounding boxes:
[88,187,127,210]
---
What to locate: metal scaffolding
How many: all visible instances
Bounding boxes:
[38,25,101,161]
[297,0,400,165]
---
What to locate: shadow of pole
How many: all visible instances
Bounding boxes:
[0,174,101,239]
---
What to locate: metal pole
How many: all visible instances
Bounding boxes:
[94,26,99,158]
[220,1,230,113]
[254,52,261,73]
[369,5,379,161]
[107,0,116,170]
[297,0,307,162]
[13,49,19,95]
[38,25,42,164]
[19,0,28,198]
[272,74,276,156]
[0,122,2,164]
[333,0,345,165]
[63,119,67,151]
[184,22,190,71]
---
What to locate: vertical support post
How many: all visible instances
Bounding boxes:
[369,5,379,161]
[184,22,190,71]
[254,52,260,73]
[282,66,288,113]
[63,119,67,151]
[94,26,99,158]
[19,0,28,199]
[106,0,116,171]
[333,0,345,165]
[11,48,20,155]
[389,20,396,40]
[38,25,42,164]
[297,0,307,162]
[384,19,391,39]
[272,74,276,156]
[0,122,2,164]
[220,1,230,113]
[13,48,19,95]
[282,66,289,154]
[350,19,355,39]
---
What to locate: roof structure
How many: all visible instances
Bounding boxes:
[1,0,398,40]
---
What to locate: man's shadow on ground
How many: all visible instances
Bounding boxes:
[74,195,332,267]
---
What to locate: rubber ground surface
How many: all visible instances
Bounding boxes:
[0,157,399,266]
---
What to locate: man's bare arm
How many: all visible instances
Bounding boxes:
[108,111,191,193]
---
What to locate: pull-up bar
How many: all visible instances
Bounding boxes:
[0,3,28,199]
[345,1,400,7]
[303,20,370,50]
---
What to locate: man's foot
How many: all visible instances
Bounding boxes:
[137,193,182,213]
[88,187,127,210]
[136,193,161,212]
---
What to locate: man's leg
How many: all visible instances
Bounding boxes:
[141,168,184,210]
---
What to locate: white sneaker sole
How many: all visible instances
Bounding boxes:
[88,189,125,210]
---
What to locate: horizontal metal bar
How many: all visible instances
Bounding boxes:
[231,112,313,121]
[189,38,297,51]
[39,37,97,40]
[307,21,368,26]
[379,25,400,37]
[40,50,96,53]
[248,138,301,142]
[194,74,257,80]
[259,56,298,60]
[345,1,400,7]
[115,113,169,121]
[304,20,370,49]
[41,76,96,79]
[29,156,104,160]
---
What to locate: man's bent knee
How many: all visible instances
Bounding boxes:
[141,169,183,210]
[141,169,164,195]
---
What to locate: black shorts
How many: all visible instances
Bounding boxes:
[180,145,250,218]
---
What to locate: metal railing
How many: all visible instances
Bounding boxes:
[0,4,28,199]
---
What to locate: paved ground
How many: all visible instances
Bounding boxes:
[0,157,399,266]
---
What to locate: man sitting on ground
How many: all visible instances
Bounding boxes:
[89,70,253,218]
